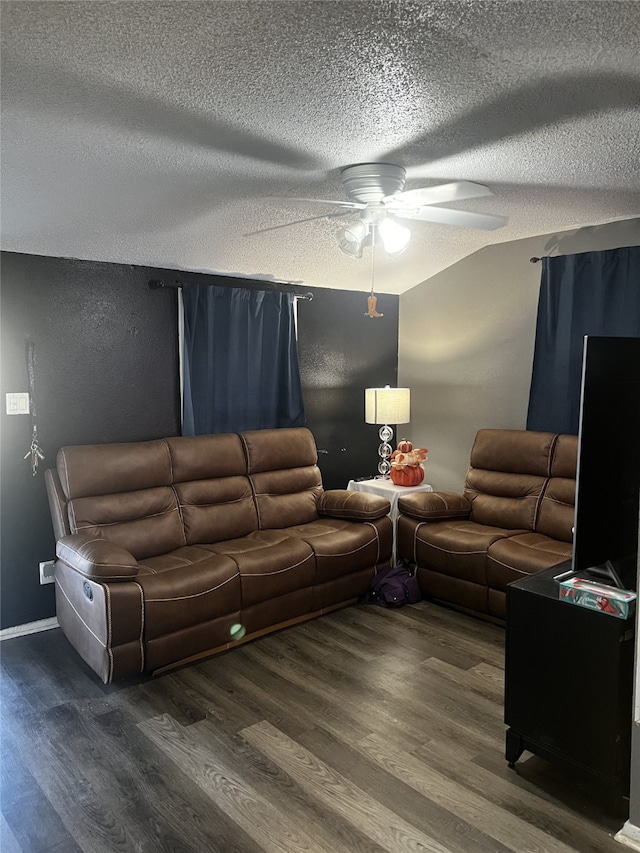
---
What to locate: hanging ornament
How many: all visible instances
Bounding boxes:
[24,336,45,476]
[365,227,383,318]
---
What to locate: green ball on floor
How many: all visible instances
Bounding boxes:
[229,623,246,641]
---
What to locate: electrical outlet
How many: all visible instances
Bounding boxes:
[39,560,55,585]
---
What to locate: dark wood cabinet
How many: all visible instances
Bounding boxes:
[504,562,634,815]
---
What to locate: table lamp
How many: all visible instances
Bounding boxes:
[365,385,411,477]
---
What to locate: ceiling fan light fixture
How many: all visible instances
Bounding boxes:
[377,217,411,256]
[337,219,370,258]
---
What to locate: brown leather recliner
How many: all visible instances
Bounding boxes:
[45,427,392,683]
[396,429,577,622]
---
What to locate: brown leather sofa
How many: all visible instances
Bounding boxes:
[45,427,392,683]
[397,428,577,622]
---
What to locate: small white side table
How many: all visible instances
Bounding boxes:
[346,477,433,563]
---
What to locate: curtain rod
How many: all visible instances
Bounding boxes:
[149,277,313,300]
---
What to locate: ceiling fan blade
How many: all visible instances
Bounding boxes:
[244,209,351,236]
[3,58,322,171]
[267,196,366,209]
[393,206,508,230]
[385,181,493,207]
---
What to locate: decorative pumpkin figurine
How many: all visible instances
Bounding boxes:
[389,439,428,486]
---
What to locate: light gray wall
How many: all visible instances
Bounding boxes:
[398,217,640,492]
[400,217,640,837]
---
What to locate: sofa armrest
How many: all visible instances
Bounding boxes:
[318,489,391,521]
[398,491,471,521]
[56,534,140,581]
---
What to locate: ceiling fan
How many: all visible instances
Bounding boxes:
[248,163,508,257]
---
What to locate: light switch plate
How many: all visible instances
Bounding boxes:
[6,392,30,415]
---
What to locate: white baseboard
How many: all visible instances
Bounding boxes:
[0,616,59,641]
[616,821,640,850]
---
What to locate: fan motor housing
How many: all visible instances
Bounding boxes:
[341,163,406,204]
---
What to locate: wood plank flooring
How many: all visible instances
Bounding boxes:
[0,600,627,852]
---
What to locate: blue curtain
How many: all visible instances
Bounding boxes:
[182,285,305,435]
[527,245,640,435]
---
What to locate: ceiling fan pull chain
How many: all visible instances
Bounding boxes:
[370,226,375,296]
[366,228,383,318]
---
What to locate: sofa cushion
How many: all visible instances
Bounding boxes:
[205,531,316,607]
[250,467,323,529]
[57,439,172,498]
[166,433,246,481]
[410,519,527,586]
[68,486,185,560]
[464,428,559,533]
[241,427,318,474]
[137,547,240,640]
[550,433,578,479]
[534,432,577,544]
[241,427,323,528]
[487,532,572,591]
[536,476,576,543]
[174,477,258,544]
[283,517,388,583]
[465,469,546,531]
[469,429,557,476]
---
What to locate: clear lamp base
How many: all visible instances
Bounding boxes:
[377,424,394,478]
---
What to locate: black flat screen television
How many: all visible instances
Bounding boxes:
[571,335,640,590]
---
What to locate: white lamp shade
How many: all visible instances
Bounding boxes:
[365,386,411,425]
[377,217,411,256]
[337,220,370,258]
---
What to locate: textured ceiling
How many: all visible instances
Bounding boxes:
[1,1,639,294]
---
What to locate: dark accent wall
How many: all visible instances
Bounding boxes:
[297,286,399,490]
[1,252,181,630]
[0,252,398,629]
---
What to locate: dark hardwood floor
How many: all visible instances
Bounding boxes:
[0,600,627,852]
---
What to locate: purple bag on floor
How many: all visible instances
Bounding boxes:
[364,561,422,608]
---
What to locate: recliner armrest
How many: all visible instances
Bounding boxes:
[318,489,391,521]
[56,534,140,581]
[398,491,471,521]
